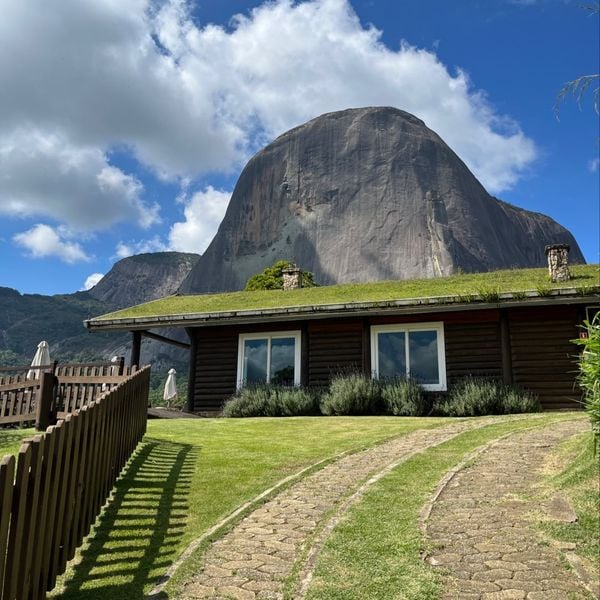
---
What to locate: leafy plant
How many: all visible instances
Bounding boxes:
[381,377,430,416]
[536,284,553,297]
[476,286,500,303]
[223,384,318,417]
[244,260,317,291]
[320,372,382,415]
[572,316,600,451]
[436,377,541,416]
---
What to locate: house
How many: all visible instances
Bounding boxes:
[85,262,600,414]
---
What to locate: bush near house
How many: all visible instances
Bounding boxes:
[435,376,541,417]
[320,372,383,415]
[381,377,431,416]
[244,260,318,291]
[572,315,600,450]
[224,373,540,417]
[223,384,319,417]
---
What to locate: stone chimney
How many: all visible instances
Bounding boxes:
[544,244,571,282]
[282,264,302,290]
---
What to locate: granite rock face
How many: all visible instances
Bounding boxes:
[179,107,584,293]
[89,252,199,309]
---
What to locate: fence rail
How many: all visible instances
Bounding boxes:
[0,359,134,428]
[0,366,150,600]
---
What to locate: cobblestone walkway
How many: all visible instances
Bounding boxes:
[178,417,517,600]
[424,419,591,600]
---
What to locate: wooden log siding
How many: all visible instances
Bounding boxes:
[508,306,580,409]
[0,366,149,600]
[307,320,363,387]
[192,328,238,413]
[444,320,503,384]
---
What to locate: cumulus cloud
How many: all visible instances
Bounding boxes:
[169,186,231,254]
[1,0,537,244]
[13,224,90,263]
[82,272,104,291]
[115,236,168,259]
[0,128,158,230]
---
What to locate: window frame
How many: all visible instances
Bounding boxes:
[370,322,447,391]
[237,330,301,389]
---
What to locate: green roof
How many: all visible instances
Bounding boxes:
[85,264,599,331]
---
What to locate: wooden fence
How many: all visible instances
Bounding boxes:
[0,366,150,600]
[0,359,135,429]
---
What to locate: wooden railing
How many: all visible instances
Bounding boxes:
[0,366,150,600]
[0,359,136,429]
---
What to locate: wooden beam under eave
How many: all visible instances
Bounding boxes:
[130,331,141,367]
[140,330,191,350]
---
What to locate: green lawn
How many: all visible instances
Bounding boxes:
[95,264,598,321]
[0,427,35,457]
[538,432,599,585]
[51,416,450,599]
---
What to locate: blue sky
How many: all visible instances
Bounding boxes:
[0,0,598,295]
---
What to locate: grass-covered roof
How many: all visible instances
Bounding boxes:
[86,264,599,329]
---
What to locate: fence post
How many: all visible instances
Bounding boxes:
[117,356,125,376]
[35,373,56,431]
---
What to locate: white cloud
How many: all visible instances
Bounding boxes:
[588,157,599,173]
[0,0,538,241]
[115,236,168,259]
[168,186,231,253]
[0,128,158,231]
[13,224,90,263]
[82,272,104,290]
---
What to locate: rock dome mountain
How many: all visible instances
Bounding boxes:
[180,107,583,294]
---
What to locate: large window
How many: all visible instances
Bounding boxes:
[237,331,301,388]
[370,323,446,391]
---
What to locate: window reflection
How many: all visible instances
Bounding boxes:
[409,330,439,384]
[270,337,295,385]
[377,331,406,379]
[243,338,268,384]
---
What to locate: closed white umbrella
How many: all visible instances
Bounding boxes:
[27,341,51,380]
[163,368,177,408]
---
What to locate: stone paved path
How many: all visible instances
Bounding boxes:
[424,419,591,600]
[178,417,517,600]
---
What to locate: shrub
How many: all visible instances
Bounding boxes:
[244,260,317,291]
[572,315,600,451]
[320,373,382,415]
[436,377,541,417]
[381,377,429,416]
[223,384,318,417]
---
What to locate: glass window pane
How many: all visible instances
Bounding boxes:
[270,337,296,385]
[377,332,406,379]
[409,330,439,384]
[243,339,268,384]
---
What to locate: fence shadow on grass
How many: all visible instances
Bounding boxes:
[56,438,197,599]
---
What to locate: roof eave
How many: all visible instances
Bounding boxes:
[84,290,600,332]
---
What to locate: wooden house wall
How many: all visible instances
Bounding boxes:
[188,304,585,413]
[508,306,580,410]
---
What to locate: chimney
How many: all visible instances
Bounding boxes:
[282,264,302,290]
[544,244,571,283]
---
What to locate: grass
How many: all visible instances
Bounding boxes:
[51,416,451,598]
[538,433,600,583]
[302,413,584,600]
[0,427,35,457]
[94,264,599,321]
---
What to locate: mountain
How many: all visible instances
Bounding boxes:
[88,252,199,308]
[0,252,199,366]
[180,107,584,294]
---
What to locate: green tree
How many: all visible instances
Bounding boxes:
[244,260,317,291]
